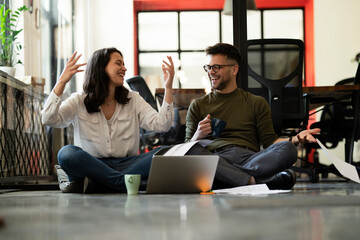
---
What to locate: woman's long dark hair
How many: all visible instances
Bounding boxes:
[83,47,130,113]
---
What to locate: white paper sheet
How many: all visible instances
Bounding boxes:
[163,139,213,156]
[163,141,199,156]
[213,184,291,195]
[317,139,360,183]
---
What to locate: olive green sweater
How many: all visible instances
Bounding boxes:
[185,88,278,152]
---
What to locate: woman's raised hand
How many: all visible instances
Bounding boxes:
[59,51,87,84]
[54,52,87,96]
[162,56,175,90]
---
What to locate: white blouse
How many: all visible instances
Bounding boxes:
[41,90,174,158]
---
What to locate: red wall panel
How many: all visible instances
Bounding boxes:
[134,0,225,11]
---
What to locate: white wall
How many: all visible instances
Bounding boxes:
[73,0,90,91]
[73,0,134,91]
[314,0,360,164]
[314,0,360,86]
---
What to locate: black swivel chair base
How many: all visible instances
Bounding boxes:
[291,151,352,183]
[290,165,319,183]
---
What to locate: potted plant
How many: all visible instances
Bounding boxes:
[0,4,28,77]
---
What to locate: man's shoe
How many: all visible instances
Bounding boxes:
[54,165,83,193]
[256,169,297,190]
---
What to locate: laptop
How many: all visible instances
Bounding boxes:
[146,147,219,194]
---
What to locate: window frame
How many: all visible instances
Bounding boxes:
[136,10,223,88]
[249,8,305,85]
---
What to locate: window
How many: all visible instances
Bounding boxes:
[41,0,74,94]
[137,10,224,93]
[247,8,305,85]
[248,9,304,40]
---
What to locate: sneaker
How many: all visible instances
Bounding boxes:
[54,165,69,183]
[54,165,83,193]
[59,181,84,193]
[255,169,297,190]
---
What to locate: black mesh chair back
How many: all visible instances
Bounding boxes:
[126,76,158,111]
[125,76,185,152]
[246,39,306,135]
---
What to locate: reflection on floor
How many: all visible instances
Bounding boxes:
[1,180,360,240]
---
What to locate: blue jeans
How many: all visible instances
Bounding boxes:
[57,145,162,192]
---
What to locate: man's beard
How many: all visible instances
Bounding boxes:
[211,77,230,91]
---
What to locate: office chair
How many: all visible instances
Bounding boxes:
[304,62,360,180]
[246,39,307,136]
[246,39,318,180]
[126,76,184,152]
[126,76,158,111]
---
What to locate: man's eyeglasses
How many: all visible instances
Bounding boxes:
[203,64,235,73]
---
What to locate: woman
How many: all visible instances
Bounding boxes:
[42,48,175,193]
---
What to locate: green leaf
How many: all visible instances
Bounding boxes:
[18,6,29,11]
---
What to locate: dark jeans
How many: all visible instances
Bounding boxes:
[57,145,162,192]
[186,141,297,188]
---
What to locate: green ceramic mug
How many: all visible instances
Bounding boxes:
[124,174,141,194]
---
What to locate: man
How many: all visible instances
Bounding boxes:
[185,43,320,190]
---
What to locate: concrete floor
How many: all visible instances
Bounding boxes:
[1,180,360,240]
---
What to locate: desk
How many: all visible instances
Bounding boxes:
[303,84,360,164]
[303,84,360,110]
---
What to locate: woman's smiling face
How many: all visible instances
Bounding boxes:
[105,52,127,87]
